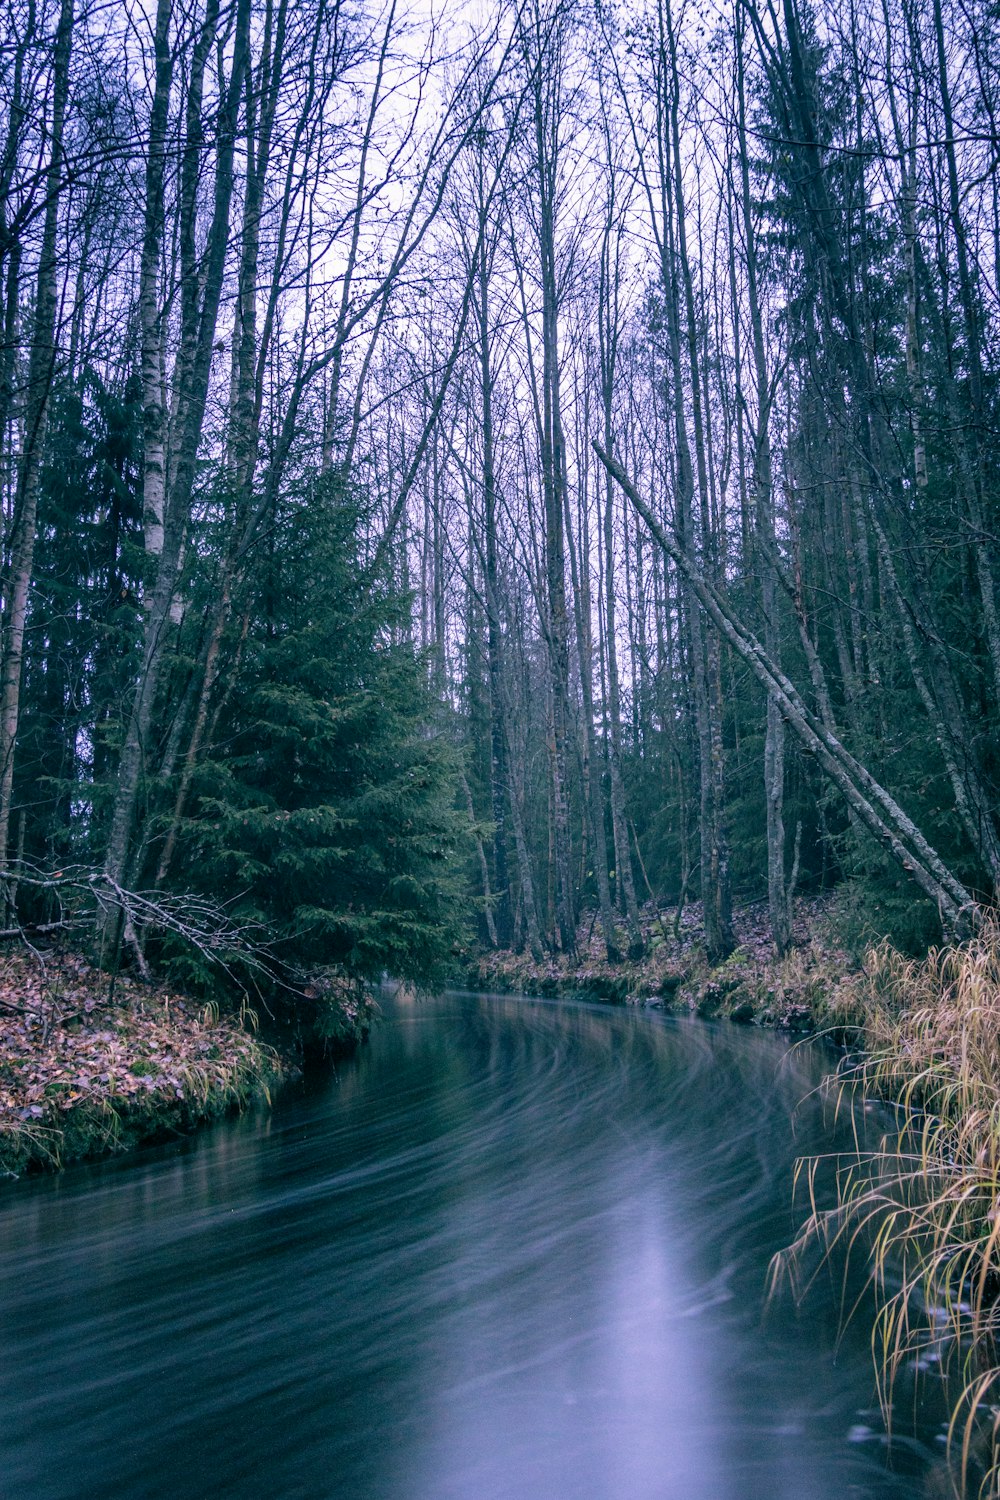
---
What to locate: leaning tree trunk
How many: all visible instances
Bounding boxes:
[594,443,977,937]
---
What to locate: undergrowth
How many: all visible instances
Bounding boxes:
[773,915,1000,1497]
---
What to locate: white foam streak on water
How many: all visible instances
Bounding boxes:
[0,993,940,1499]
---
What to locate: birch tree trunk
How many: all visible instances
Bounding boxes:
[100,0,252,947]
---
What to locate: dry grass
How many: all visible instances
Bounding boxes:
[774,915,1000,1497]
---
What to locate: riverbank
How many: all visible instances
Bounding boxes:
[778,918,1000,1497]
[469,894,866,1036]
[0,950,286,1177]
[0,949,374,1178]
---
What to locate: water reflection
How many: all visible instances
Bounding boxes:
[0,993,941,1498]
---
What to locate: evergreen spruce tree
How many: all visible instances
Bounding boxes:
[163,478,469,1002]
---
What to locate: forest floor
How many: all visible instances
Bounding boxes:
[0,949,366,1179]
[469,893,868,1036]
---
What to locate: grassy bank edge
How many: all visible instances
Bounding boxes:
[464,894,867,1039]
[0,950,373,1179]
[770,920,1000,1498]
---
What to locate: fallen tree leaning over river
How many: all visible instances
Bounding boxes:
[593,444,979,938]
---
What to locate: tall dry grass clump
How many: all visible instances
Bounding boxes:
[775,915,1000,1497]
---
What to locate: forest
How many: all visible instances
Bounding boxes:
[0,0,998,999]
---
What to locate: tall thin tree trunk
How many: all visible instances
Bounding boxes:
[930,0,1000,711]
[101,0,252,946]
[735,26,791,954]
[597,163,644,956]
[474,186,513,949]
[0,0,74,884]
[566,462,619,960]
[660,0,732,959]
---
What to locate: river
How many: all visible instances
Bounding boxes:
[0,991,946,1498]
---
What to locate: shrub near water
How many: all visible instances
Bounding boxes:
[776,917,1000,1496]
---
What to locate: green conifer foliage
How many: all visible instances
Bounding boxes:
[166,480,469,991]
[17,370,144,867]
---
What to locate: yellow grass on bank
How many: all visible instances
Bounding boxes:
[775,916,1000,1497]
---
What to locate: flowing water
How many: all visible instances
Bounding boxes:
[0,991,945,1499]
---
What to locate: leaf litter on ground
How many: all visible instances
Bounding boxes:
[0,948,284,1176]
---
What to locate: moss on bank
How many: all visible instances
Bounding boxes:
[0,950,373,1178]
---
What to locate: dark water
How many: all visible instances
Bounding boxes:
[0,992,945,1499]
